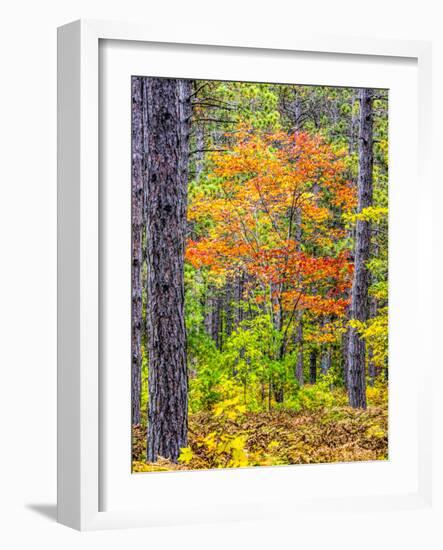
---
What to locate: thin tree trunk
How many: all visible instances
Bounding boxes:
[195,122,205,181]
[131,77,144,426]
[321,346,331,375]
[218,295,224,351]
[349,90,358,154]
[211,294,221,347]
[320,316,331,376]
[347,88,374,409]
[270,282,285,403]
[293,206,304,386]
[234,273,244,329]
[204,284,213,336]
[295,312,304,386]
[145,77,192,462]
[293,90,302,130]
[225,279,233,337]
[309,350,317,384]
[368,238,379,387]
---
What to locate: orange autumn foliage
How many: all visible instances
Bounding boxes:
[186,128,355,319]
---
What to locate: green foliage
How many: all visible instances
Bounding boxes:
[188,350,226,412]
[349,309,388,368]
[343,206,388,227]
[285,371,344,412]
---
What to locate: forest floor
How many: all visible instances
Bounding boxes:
[132,399,388,472]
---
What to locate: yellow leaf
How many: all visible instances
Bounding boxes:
[178,447,194,464]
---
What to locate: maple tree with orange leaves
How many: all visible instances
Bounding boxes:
[187,128,355,361]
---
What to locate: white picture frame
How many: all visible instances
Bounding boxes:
[57,19,434,531]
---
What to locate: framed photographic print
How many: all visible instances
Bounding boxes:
[57,19,434,531]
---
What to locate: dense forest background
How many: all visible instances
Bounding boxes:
[131,78,389,471]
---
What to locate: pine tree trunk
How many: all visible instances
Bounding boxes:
[145,77,192,462]
[131,77,144,426]
[347,88,373,409]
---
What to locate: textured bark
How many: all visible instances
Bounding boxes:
[309,350,317,384]
[131,77,144,426]
[145,78,192,462]
[347,88,373,409]
[342,327,350,389]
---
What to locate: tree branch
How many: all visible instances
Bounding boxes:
[189,148,229,156]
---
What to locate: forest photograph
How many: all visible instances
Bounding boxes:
[131,76,389,472]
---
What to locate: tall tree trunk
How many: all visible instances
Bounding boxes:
[131,77,144,426]
[145,77,192,462]
[347,88,374,409]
